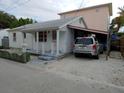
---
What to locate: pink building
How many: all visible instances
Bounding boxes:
[58,3,112,32]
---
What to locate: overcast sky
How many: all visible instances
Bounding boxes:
[0,0,124,22]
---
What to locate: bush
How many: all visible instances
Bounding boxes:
[20,53,30,63]
[0,46,3,49]
[0,50,30,63]
[0,50,11,59]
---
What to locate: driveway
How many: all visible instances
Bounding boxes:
[0,56,124,93]
[46,54,124,86]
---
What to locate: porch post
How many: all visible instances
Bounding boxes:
[42,31,45,54]
[51,31,54,54]
[36,32,39,53]
[56,30,60,56]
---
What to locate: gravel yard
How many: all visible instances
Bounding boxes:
[43,54,124,86]
[0,52,124,93]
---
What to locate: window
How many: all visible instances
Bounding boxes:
[75,38,93,45]
[13,33,16,42]
[23,32,26,39]
[35,32,47,42]
[52,31,56,40]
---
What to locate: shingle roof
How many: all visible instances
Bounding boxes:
[10,17,76,32]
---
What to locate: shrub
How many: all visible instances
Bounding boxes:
[0,46,3,49]
[20,53,30,63]
[0,50,30,63]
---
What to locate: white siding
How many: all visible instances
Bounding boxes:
[9,31,23,48]
[9,31,33,49]
[59,18,85,54]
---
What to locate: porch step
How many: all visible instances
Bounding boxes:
[38,53,56,61]
[38,53,66,61]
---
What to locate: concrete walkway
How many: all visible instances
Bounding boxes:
[0,58,124,93]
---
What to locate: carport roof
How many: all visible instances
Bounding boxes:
[68,25,108,35]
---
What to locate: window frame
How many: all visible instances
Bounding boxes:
[13,33,16,42]
[23,32,26,39]
[52,31,56,41]
[34,32,48,42]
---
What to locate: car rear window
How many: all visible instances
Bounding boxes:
[75,38,93,45]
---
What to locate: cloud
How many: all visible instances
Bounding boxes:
[0,0,123,22]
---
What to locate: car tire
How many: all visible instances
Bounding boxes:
[94,55,99,59]
[100,51,103,54]
[74,53,79,57]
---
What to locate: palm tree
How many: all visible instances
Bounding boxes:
[110,6,124,32]
[118,6,124,16]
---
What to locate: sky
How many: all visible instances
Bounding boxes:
[0,0,124,22]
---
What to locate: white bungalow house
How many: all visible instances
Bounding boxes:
[8,16,86,56]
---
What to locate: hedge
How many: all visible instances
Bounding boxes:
[0,50,30,63]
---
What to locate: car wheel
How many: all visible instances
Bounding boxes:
[74,53,79,57]
[94,55,99,59]
[100,51,103,54]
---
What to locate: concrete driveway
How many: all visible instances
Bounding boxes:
[0,57,124,93]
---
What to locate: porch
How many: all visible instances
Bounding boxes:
[23,30,66,57]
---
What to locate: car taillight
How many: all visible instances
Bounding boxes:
[92,44,96,50]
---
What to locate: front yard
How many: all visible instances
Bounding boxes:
[30,53,124,86]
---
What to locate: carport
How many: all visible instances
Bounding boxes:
[68,25,108,50]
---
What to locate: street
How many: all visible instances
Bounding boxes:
[0,58,124,93]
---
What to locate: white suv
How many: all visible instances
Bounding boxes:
[73,36,100,59]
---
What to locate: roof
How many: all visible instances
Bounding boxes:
[68,25,108,35]
[9,17,77,32]
[58,3,112,16]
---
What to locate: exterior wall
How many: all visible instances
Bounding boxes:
[60,6,110,31]
[9,31,33,49]
[9,31,54,53]
[24,33,33,49]
[0,29,9,46]
[9,31,23,48]
[59,31,66,53]
[32,31,53,52]
[59,17,85,54]
[59,27,74,54]
[64,28,74,53]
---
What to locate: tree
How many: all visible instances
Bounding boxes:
[110,6,124,33]
[0,11,16,29]
[118,6,124,16]
[0,10,37,29]
[10,17,37,28]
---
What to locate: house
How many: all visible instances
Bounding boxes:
[59,3,112,32]
[0,29,9,46]
[8,17,86,56]
[8,3,112,56]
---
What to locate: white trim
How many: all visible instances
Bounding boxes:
[36,32,39,53]
[42,31,45,54]
[56,30,60,56]
[51,31,54,54]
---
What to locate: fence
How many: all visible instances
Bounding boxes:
[120,37,124,57]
